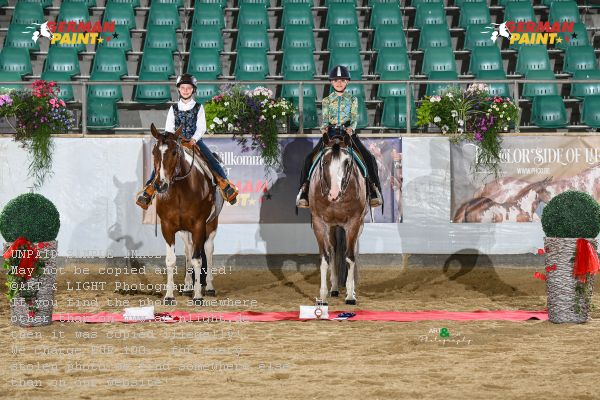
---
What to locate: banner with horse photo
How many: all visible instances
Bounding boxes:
[142,137,402,224]
[451,136,600,223]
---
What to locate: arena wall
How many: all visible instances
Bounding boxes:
[0,137,546,256]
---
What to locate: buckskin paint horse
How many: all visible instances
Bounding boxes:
[308,135,368,304]
[150,124,224,304]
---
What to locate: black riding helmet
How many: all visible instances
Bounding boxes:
[328,65,351,81]
[176,74,197,91]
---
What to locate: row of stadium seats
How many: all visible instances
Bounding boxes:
[1,0,599,130]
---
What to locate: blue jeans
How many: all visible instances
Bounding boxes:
[146,140,228,185]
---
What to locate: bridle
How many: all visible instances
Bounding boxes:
[318,140,356,202]
[155,135,196,188]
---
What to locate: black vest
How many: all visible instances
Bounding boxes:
[173,102,201,139]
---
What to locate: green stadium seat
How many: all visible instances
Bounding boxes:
[381,96,417,129]
[541,0,570,5]
[422,47,456,75]
[414,3,446,29]
[87,100,119,130]
[556,23,589,50]
[40,71,74,101]
[355,95,369,129]
[373,25,407,51]
[411,0,444,6]
[469,46,503,74]
[239,0,269,5]
[522,69,559,98]
[282,4,313,27]
[549,1,581,24]
[375,47,410,75]
[283,0,312,4]
[17,0,53,9]
[62,0,96,8]
[153,0,184,7]
[325,0,355,5]
[282,25,315,50]
[195,0,227,7]
[144,25,178,52]
[0,48,33,76]
[57,2,90,24]
[376,70,410,99]
[281,81,317,100]
[329,48,363,79]
[147,3,180,29]
[193,4,225,30]
[43,46,80,77]
[135,71,172,104]
[236,25,269,49]
[531,95,568,128]
[195,85,220,104]
[190,27,224,51]
[582,95,600,128]
[138,48,174,76]
[91,46,127,78]
[101,25,132,52]
[234,47,269,81]
[418,24,451,50]
[464,24,495,50]
[570,69,600,99]
[370,3,403,28]
[499,0,529,4]
[238,4,269,26]
[4,24,40,52]
[504,1,535,23]
[281,48,315,79]
[454,0,486,5]
[103,2,136,31]
[187,48,222,79]
[11,2,44,25]
[515,45,551,75]
[476,70,511,98]
[289,98,319,130]
[458,2,491,28]
[328,25,360,49]
[88,72,124,101]
[563,46,598,74]
[106,0,140,8]
[426,70,458,96]
[0,71,23,91]
[325,3,358,28]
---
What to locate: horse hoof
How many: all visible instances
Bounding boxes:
[330,290,339,297]
[164,297,176,305]
[180,290,193,297]
[345,299,356,305]
[192,298,203,306]
[206,289,216,297]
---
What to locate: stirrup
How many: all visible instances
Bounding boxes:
[369,185,383,208]
[218,181,239,205]
[136,187,154,210]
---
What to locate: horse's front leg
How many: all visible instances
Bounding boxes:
[344,222,362,305]
[313,219,332,302]
[180,231,194,296]
[191,230,207,305]
[329,227,339,297]
[164,240,177,305]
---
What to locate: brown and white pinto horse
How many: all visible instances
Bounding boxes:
[308,135,368,305]
[150,124,223,304]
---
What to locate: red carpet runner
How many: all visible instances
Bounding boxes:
[52,309,548,323]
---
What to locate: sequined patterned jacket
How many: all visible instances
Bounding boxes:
[320,91,358,131]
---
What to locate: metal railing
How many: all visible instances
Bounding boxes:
[1,78,599,135]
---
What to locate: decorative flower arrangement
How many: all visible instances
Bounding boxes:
[203,85,295,169]
[417,84,519,177]
[0,80,75,188]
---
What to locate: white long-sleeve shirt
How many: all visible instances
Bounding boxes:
[164,99,207,142]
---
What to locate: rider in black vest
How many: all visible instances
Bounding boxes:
[136,74,238,209]
[296,65,383,208]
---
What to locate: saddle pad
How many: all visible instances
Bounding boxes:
[308,148,368,180]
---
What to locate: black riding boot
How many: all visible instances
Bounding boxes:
[351,135,383,207]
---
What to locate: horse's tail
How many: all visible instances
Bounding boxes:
[334,226,348,288]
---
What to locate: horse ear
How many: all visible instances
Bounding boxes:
[150,123,160,140]
[174,125,183,139]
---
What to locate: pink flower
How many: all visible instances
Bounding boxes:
[59,100,65,107]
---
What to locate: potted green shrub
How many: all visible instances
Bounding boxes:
[1,193,60,327]
[541,190,600,323]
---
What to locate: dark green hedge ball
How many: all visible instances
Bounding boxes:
[0,193,60,243]
[541,190,600,238]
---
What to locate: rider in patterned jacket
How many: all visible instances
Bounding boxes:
[296,65,383,208]
[136,74,238,209]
